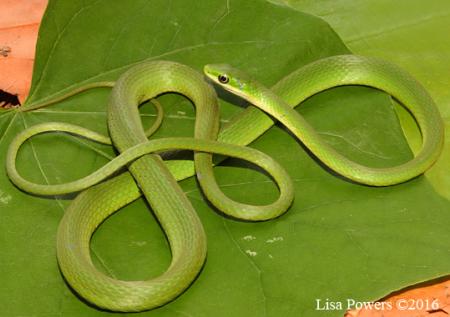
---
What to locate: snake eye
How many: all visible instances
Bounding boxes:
[218,74,229,84]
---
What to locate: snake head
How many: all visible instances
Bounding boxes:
[204,64,256,102]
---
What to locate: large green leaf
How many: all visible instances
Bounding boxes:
[1,1,449,316]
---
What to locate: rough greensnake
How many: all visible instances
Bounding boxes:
[5,55,444,311]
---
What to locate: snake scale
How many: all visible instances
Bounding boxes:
[6,55,444,311]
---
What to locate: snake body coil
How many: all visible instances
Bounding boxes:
[6,55,443,311]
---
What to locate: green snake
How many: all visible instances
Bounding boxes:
[6,55,444,311]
